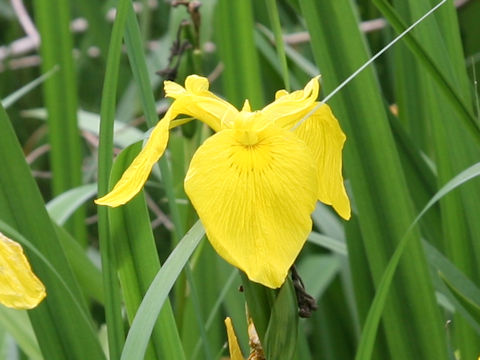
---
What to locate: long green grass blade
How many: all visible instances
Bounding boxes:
[0,308,41,360]
[308,232,347,256]
[0,103,105,359]
[391,1,480,356]
[120,221,205,360]
[54,224,104,304]
[123,2,184,235]
[23,108,144,148]
[47,184,97,225]
[123,9,220,358]
[96,0,132,358]
[109,141,185,360]
[299,0,448,358]
[355,161,480,360]
[190,269,239,359]
[388,113,443,247]
[240,273,276,344]
[0,219,100,329]
[33,0,85,241]
[298,254,342,299]
[345,217,390,359]
[1,66,58,109]
[423,241,480,333]
[373,0,480,144]
[256,25,317,80]
[254,29,301,90]
[440,273,480,326]
[215,0,264,109]
[265,0,290,91]
[264,279,298,360]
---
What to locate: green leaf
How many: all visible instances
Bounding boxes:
[299,0,449,358]
[215,0,264,109]
[264,279,298,360]
[423,240,480,334]
[373,0,480,145]
[297,254,343,299]
[0,308,41,360]
[265,0,290,91]
[54,224,104,304]
[109,142,185,360]
[190,269,239,359]
[123,1,185,236]
[390,0,480,356]
[0,102,105,360]
[22,108,145,149]
[120,221,205,360]
[256,25,318,79]
[1,66,58,109]
[355,161,480,360]
[240,274,276,344]
[439,273,480,327]
[47,184,97,225]
[96,0,132,357]
[253,29,302,90]
[33,0,85,241]
[308,232,347,256]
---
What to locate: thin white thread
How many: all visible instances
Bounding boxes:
[292,0,447,130]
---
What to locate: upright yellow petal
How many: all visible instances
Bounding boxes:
[0,233,46,309]
[293,103,351,219]
[261,77,320,129]
[165,75,238,132]
[95,108,174,207]
[225,317,245,360]
[185,126,318,288]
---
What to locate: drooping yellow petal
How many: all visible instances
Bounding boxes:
[165,75,239,132]
[95,107,174,207]
[96,75,238,208]
[261,77,320,129]
[225,317,245,360]
[184,126,318,288]
[293,103,351,220]
[0,233,46,309]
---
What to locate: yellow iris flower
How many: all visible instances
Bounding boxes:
[0,232,46,309]
[96,75,350,288]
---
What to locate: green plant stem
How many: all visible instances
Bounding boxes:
[97,0,131,358]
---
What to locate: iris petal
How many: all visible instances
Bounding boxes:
[95,108,174,207]
[261,77,320,129]
[294,103,351,219]
[184,126,318,288]
[96,75,237,207]
[166,75,238,132]
[0,233,46,309]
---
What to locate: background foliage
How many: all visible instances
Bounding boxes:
[0,0,479,359]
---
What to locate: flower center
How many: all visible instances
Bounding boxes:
[232,111,269,146]
[236,129,259,146]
